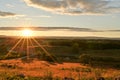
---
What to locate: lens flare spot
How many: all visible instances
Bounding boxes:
[21,29,33,37]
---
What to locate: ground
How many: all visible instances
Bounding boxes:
[0,59,120,79]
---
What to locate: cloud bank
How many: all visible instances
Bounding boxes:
[0,11,16,17]
[0,11,23,18]
[24,0,120,15]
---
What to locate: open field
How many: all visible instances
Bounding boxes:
[0,37,120,79]
[0,59,120,80]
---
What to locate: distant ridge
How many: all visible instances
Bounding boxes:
[0,35,120,40]
[0,27,119,32]
[0,27,98,32]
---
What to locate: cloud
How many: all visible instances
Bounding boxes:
[0,11,24,18]
[6,4,15,8]
[23,0,120,15]
[33,15,51,18]
[38,15,51,18]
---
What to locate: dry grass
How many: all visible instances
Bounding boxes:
[0,59,120,79]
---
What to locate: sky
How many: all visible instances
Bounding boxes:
[0,0,120,30]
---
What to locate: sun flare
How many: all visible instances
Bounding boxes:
[21,29,33,37]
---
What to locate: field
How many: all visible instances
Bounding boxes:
[0,37,120,79]
[0,59,120,80]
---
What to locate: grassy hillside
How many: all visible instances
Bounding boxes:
[0,37,120,68]
[0,37,120,79]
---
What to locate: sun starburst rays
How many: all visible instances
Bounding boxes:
[32,38,56,62]
[21,29,33,37]
[5,38,23,58]
[4,29,56,62]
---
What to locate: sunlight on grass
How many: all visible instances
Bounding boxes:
[4,28,56,62]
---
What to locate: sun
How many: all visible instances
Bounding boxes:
[21,29,33,37]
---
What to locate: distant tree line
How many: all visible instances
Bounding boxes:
[49,39,120,50]
[79,54,120,68]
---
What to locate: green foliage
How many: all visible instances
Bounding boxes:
[1,38,120,69]
[49,39,120,50]
[72,43,79,54]
[0,44,7,54]
[40,53,57,62]
[79,54,92,64]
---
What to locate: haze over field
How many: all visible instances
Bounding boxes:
[0,27,120,38]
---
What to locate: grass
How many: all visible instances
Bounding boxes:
[0,38,120,79]
[0,59,120,80]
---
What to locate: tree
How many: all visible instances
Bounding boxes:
[72,43,79,54]
[79,54,92,64]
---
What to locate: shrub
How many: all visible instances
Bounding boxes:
[72,43,79,54]
[79,54,92,64]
